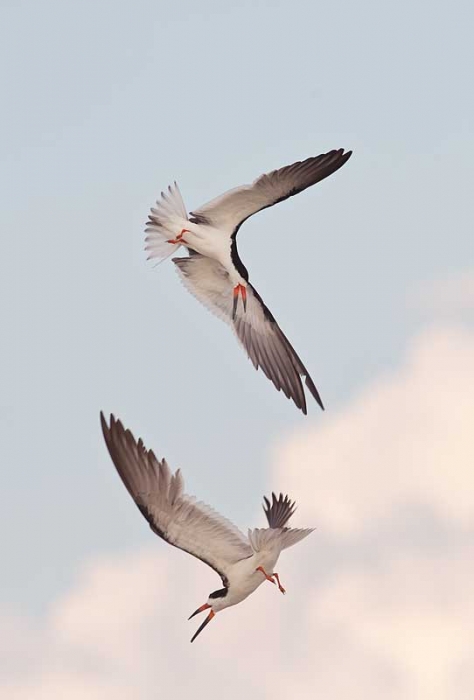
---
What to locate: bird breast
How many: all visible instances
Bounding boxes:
[214,550,281,611]
[182,226,243,282]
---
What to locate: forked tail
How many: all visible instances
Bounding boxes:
[145,182,189,264]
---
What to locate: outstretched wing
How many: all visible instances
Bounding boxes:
[100,414,252,585]
[190,149,352,236]
[173,254,323,414]
[263,492,296,528]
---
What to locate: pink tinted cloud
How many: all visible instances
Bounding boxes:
[273,326,474,533]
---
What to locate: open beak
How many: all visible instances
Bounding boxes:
[190,609,215,643]
[188,603,211,620]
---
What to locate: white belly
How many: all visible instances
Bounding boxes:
[181,225,242,283]
[217,550,281,610]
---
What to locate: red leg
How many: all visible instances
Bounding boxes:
[256,565,276,585]
[167,228,190,245]
[272,572,286,595]
[232,284,248,319]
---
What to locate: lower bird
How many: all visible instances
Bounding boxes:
[101,413,314,642]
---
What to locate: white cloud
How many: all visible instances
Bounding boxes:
[275,549,474,700]
[51,549,172,669]
[273,325,474,533]
[3,544,473,700]
[1,547,285,699]
[311,550,474,697]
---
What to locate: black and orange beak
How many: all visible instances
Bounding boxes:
[188,603,216,643]
[188,603,211,620]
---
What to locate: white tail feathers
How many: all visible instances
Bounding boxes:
[248,527,314,553]
[145,182,189,264]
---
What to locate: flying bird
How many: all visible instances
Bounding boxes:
[101,412,314,642]
[145,148,352,414]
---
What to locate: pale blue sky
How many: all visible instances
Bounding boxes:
[1,0,473,620]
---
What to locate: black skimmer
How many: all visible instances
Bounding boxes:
[145,148,352,414]
[101,413,314,642]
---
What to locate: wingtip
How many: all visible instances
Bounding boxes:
[300,394,324,414]
[303,375,324,411]
[99,411,108,433]
[100,412,121,437]
[332,148,353,163]
[100,412,116,453]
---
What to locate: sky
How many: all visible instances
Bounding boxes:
[1,0,473,697]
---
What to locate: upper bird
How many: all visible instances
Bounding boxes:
[101,412,314,642]
[145,148,352,414]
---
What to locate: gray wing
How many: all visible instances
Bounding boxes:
[100,413,252,585]
[173,254,324,414]
[263,492,296,528]
[190,149,352,236]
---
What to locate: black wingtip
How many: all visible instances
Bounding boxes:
[328,148,353,171]
[100,411,108,434]
[100,412,115,462]
[336,148,353,159]
[344,150,352,162]
[304,376,324,412]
